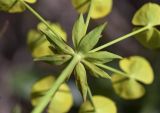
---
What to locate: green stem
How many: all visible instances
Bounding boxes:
[88,87,96,112]
[85,0,94,33]
[31,55,80,113]
[20,0,61,39]
[90,25,152,52]
[95,63,126,76]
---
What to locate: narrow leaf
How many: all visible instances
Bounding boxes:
[40,29,74,54]
[72,14,86,49]
[34,54,72,65]
[75,62,88,101]
[82,60,111,79]
[37,22,67,41]
[78,23,107,53]
[85,51,122,64]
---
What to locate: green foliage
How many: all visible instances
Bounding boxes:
[72,14,86,49]
[71,0,113,19]
[0,0,158,113]
[82,60,111,79]
[85,51,122,64]
[34,54,72,65]
[132,3,160,49]
[27,22,67,58]
[0,0,36,13]
[79,96,117,113]
[31,75,73,113]
[41,28,74,55]
[112,56,154,99]
[78,23,106,53]
[75,62,88,101]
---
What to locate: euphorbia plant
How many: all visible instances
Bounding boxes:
[1,0,160,113]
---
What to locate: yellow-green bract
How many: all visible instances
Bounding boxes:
[132,3,160,26]
[133,27,160,49]
[0,0,36,13]
[79,96,117,113]
[31,75,73,113]
[71,0,113,19]
[132,3,160,49]
[112,56,154,99]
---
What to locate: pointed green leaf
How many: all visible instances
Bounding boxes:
[72,0,113,19]
[37,22,67,41]
[133,27,160,49]
[119,56,154,84]
[75,62,88,101]
[85,51,122,64]
[27,29,54,58]
[41,28,74,54]
[132,3,160,26]
[82,60,111,79]
[34,54,72,65]
[112,74,145,99]
[31,75,73,113]
[78,23,106,53]
[72,14,86,49]
[27,22,67,58]
[79,96,117,113]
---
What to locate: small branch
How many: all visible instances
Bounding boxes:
[31,55,80,113]
[87,87,96,112]
[95,63,127,76]
[90,25,152,52]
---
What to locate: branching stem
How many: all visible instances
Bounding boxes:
[95,63,126,76]
[90,25,152,52]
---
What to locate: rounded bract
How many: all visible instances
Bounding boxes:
[71,0,113,19]
[31,75,73,113]
[0,0,37,13]
[79,96,117,113]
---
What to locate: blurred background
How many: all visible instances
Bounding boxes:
[0,0,160,113]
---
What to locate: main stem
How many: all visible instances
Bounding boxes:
[90,25,151,52]
[31,55,79,113]
[20,0,61,39]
